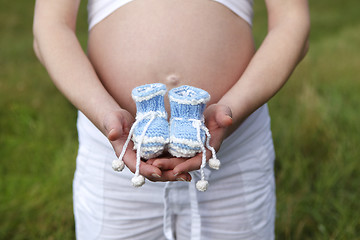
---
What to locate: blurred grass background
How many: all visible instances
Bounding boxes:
[0,0,359,239]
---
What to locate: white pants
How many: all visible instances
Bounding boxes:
[73,105,276,240]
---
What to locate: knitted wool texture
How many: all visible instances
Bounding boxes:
[131,83,169,159]
[168,86,220,191]
[168,86,210,158]
[112,84,220,191]
[112,83,169,188]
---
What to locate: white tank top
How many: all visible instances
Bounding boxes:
[87,0,254,30]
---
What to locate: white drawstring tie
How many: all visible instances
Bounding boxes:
[112,112,158,187]
[190,118,220,191]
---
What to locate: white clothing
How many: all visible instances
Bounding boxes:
[74,1,275,239]
[73,104,276,239]
[87,0,254,30]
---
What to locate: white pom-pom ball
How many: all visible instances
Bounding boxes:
[132,175,145,187]
[208,158,221,170]
[196,180,209,192]
[112,159,125,172]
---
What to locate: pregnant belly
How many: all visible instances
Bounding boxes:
[87,0,255,115]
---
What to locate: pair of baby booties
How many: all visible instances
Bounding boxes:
[112,83,220,191]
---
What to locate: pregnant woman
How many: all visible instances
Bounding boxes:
[33,0,310,239]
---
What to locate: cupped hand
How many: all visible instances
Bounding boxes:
[103,109,191,182]
[150,104,233,177]
[103,109,162,181]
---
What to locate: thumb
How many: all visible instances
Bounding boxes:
[104,110,134,141]
[108,128,122,141]
[216,105,233,128]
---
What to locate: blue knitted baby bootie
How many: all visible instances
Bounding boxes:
[112,83,169,188]
[168,85,220,191]
[131,83,169,159]
[168,86,209,157]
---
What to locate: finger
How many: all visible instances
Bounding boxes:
[173,149,215,175]
[151,157,188,170]
[110,137,135,157]
[158,170,192,182]
[205,104,232,128]
[145,158,156,165]
[217,111,233,128]
[108,128,121,141]
[146,170,191,182]
[172,154,203,176]
[139,161,163,179]
[107,124,131,142]
[104,110,134,140]
[216,105,233,128]
[142,152,173,166]
[121,150,163,179]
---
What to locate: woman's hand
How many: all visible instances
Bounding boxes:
[148,104,233,178]
[103,109,166,181]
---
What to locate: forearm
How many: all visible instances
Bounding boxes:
[219,0,310,127]
[33,1,121,134]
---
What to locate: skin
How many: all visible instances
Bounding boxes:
[33,0,310,182]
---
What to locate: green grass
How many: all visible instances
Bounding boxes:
[1,0,359,239]
[253,1,360,239]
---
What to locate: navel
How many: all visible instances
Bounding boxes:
[165,74,181,87]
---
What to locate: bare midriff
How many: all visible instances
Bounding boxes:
[88,0,255,116]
